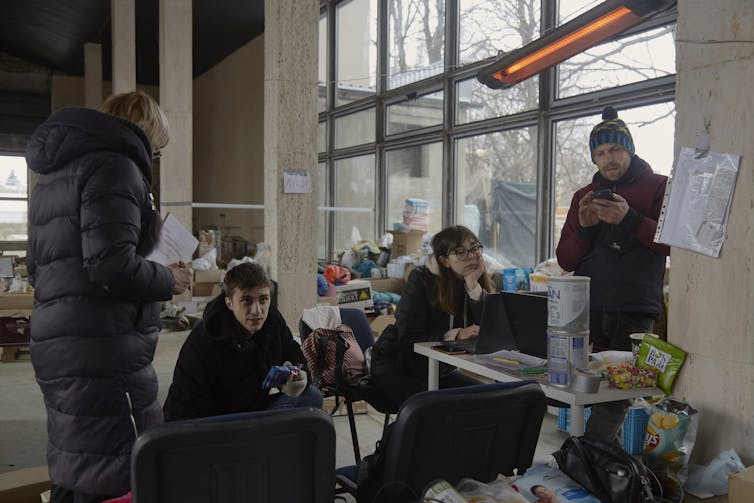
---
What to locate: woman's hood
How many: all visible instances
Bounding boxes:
[25,107,154,183]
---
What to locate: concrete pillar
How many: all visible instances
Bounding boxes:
[111,0,136,94]
[264,0,319,325]
[672,0,754,463]
[83,43,102,108]
[158,0,192,229]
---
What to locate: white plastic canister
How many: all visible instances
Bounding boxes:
[547,276,590,333]
[547,330,589,388]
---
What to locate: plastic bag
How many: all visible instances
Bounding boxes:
[636,336,687,394]
[642,397,699,502]
[324,264,351,285]
[685,448,744,498]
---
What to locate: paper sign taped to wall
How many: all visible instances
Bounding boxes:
[655,147,740,257]
[283,168,312,194]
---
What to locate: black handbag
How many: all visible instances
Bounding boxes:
[553,436,656,503]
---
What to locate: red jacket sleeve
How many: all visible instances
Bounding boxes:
[556,188,594,272]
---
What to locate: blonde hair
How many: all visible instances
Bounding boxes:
[100,90,169,151]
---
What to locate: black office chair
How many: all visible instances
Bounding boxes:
[131,407,335,503]
[335,381,546,502]
[299,307,400,463]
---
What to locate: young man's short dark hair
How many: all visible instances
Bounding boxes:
[223,263,271,295]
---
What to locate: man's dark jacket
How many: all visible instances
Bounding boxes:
[163,293,306,421]
[556,156,670,315]
[25,107,174,496]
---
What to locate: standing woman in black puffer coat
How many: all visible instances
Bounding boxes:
[25,90,193,503]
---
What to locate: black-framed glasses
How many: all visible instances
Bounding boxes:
[448,244,484,261]
[152,150,162,160]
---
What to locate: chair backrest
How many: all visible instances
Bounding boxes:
[131,407,335,503]
[299,307,374,353]
[382,381,546,496]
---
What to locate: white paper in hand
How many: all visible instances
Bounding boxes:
[146,213,198,266]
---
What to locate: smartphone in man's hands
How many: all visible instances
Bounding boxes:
[592,188,616,201]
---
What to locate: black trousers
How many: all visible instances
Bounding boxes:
[372,368,483,407]
[585,310,655,443]
[589,310,656,352]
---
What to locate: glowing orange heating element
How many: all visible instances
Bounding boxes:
[492,6,641,85]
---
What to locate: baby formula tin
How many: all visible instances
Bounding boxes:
[547,330,589,387]
[547,276,590,333]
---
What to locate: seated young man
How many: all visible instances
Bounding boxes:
[163,262,322,421]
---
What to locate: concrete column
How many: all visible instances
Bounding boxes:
[159,0,192,229]
[111,0,136,94]
[83,43,102,108]
[264,0,319,325]
[672,0,754,463]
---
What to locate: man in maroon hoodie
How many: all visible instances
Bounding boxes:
[556,106,670,442]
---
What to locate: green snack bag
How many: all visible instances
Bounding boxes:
[637,336,687,394]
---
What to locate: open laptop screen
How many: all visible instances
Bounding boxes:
[500,291,548,359]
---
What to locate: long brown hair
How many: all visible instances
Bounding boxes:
[432,225,493,315]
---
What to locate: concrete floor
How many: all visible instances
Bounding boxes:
[0,329,568,499]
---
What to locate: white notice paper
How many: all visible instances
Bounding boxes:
[146,213,199,266]
[283,168,312,194]
[655,147,740,257]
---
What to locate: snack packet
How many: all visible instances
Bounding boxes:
[642,397,699,502]
[262,365,299,389]
[636,336,687,394]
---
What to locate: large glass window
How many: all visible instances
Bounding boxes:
[320,0,676,265]
[387,0,445,89]
[336,0,378,106]
[317,121,327,153]
[456,128,538,268]
[386,143,443,234]
[456,75,538,125]
[458,0,541,66]
[317,162,328,260]
[334,108,376,149]
[0,155,28,243]
[386,90,443,135]
[552,102,676,246]
[558,26,676,98]
[334,155,375,253]
[318,15,327,113]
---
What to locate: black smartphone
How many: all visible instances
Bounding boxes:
[431,344,468,355]
[592,188,616,201]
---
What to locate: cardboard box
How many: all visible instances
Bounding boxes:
[0,292,34,311]
[192,269,224,297]
[730,465,754,503]
[0,465,51,503]
[194,269,224,284]
[316,296,338,306]
[368,278,404,294]
[388,230,424,257]
[369,314,396,339]
[192,283,222,297]
[334,279,373,309]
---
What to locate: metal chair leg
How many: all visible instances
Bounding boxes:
[345,398,361,463]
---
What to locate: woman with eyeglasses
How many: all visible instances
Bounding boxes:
[371,225,494,405]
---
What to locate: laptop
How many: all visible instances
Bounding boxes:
[437,293,518,355]
[500,290,549,359]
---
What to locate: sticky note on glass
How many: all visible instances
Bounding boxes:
[283,168,312,194]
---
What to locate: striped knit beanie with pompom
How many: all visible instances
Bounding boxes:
[589,106,634,163]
